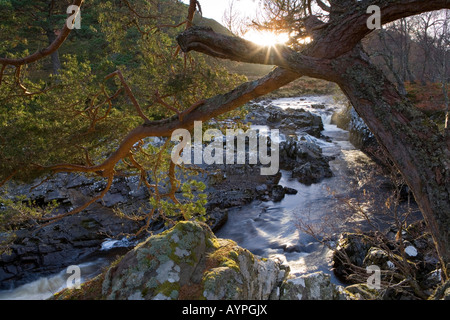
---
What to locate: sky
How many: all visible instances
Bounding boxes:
[181,0,261,26]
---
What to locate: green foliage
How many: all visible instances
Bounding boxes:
[0,0,248,228]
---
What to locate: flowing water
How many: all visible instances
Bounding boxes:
[0,95,392,298]
[0,258,109,300]
[216,95,385,283]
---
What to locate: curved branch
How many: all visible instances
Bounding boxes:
[0,0,84,67]
[310,0,450,58]
[45,67,301,177]
[39,172,114,225]
[176,26,335,81]
[316,0,331,12]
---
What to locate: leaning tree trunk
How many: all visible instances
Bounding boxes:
[333,45,450,277]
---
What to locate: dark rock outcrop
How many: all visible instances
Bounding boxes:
[279,137,333,185]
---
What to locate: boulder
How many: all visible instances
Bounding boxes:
[100,221,288,300]
[279,138,333,185]
[205,163,282,209]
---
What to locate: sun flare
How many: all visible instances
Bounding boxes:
[243,30,290,47]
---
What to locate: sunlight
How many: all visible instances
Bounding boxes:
[298,36,312,44]
[243,30,290,46]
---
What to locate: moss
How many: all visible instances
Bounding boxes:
[206,240,242,273]
[179,282,206,300]
[206,236,220,250]
[154,281,180,299]
[145,277,158,289]
[141,287,149,297]
[343,284,381,300]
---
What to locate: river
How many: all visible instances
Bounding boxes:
[0,95,400,299]
[216,95,382,283]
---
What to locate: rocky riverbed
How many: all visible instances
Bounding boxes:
[0,95,447,300]
[0,97,335,291]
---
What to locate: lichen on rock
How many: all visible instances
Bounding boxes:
[100,221,287,300]
[280,272,346,300]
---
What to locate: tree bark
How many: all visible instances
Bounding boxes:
[332,46,450,277]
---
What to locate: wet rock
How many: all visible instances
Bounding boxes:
[4,173,151,212]
[100,221,288,300]
[255,184,268,194]
[205,164,282,209]
[291,162,333,185]
[283,187,298,195]
[331,105,375,150]
[206,207,228,232]
[311,103,326,110]
[280,272,346,300]
[271,185,286,202]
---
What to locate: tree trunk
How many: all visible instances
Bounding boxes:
[46,29,61,75]
[333,46,450,277]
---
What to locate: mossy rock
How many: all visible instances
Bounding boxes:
[58,221,287,300]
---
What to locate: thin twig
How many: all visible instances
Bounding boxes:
[105,70,151,123]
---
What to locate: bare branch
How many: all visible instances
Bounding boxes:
[38,172,114,225]
[316,0,331,12]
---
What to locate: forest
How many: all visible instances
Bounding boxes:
[0,0,449,302]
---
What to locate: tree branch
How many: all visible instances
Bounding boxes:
[105,70,151,123]
[176,26,335,80]
[309,0,450,58]
[0,0,84,67]
[43,67,301,178]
